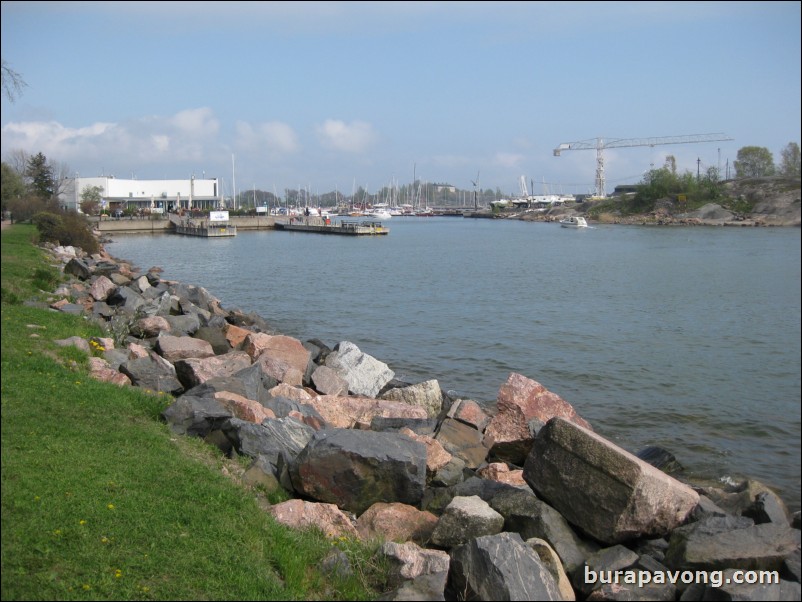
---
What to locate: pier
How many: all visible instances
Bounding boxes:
[275,218,389,236]
[171,212,237,237]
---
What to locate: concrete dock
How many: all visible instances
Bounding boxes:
[275,219,389,236]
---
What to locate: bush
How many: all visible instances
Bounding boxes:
[32,210,100,254]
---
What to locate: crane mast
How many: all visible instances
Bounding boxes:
[553,133,733,199]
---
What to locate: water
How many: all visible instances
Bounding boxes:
[107,218,802,511]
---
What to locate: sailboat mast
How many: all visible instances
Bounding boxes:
[231,154,237,210]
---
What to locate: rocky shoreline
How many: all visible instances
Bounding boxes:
[491,176,802,228]
[40,240,801,601]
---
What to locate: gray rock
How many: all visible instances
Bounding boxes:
[164,313,201,336]
[290,428,426,515]
[222,417,314,468]
[380,379,443,419]
[120,354,183,394]
[449,532,563,601]
[636,445,684,474]
[665,518,800,571]
[325,341,395,398]
[430,495,504,548]
[434,417,488,469]
[161,395,232,437]
[64,257,91,280]
[107,286,146,313]
[490,487,598,574]
[574,545,639,597]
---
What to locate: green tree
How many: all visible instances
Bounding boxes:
[1,162,26,215]
[79,185,104,215]
[664,154,677,175]
[25,152,56,200]
[734,146,775,178]
[779,142,801,177]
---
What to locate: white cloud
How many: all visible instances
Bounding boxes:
[1,120,116,158]
[493,152,525,168]
[1,108,225,172]
[150,135,170,154]
[235,120,300,157]
[169,107,220,136]
[316,119,376,153]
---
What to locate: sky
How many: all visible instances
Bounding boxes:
[2,1,800,199]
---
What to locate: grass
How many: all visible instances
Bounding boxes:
[1,224,387,600]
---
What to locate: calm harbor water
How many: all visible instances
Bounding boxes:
[107,218,802,511]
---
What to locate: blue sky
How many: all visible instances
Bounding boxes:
[2,1,800,198]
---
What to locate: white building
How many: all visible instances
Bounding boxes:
[60,176,222,214]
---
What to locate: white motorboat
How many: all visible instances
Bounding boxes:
[559,216,588,228]
[363,203,393,219]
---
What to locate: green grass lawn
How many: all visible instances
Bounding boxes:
[1,224,385,601]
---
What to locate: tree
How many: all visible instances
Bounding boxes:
[779,142,801,177]
[734,146,775,178]
[25,152,55,200]
[1,162,26,215]
[49,159,73,199]
[1,59,27,102]
[5,148,29,175]
[79,185,104,215]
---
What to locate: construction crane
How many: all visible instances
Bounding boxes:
[553,133,733,199]
[471,170,480,209]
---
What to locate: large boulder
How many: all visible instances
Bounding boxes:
[290,429,427,515]
[325,341,395,397]
[489,487,598,574]
[523,417,699,545]
[250,334,311,386]
[484,372,591,464]
[430,495,504,548]
[664,516,800,571]
[449,532,563,601]
[305,394,428,430]
[356,502,438,546]
[156,334,215,363]
[119,353,184,395]
[380,379,443,419]
[172,350,252,389]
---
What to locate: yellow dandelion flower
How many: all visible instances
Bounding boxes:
[101,536,109,544]
[79,519,87,525]
[114,569,122,579]
[82,584,91,591]
[107,504,115,510]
